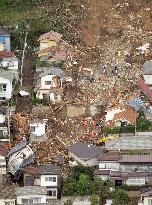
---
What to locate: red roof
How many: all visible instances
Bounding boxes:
[98,152,122,161]
[94,169,110,175]
[136,78,152,102]
[0,51,15,58]
[119,155,152,163]
[21,167,38,175]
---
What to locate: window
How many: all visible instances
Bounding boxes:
[45,81,52,85]
[5,202,14,205]
[7,61,14,67]
[30,126,36,132]
[21,197,41,204]
[45,176,56,182]
[148,199,152,205]
[0,84,6,92]
[47,190,57,197]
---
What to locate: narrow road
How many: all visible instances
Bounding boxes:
[15,54,34,114]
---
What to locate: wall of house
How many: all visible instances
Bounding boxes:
[95,175,109,181]
[125,177,146,186]
[30,123,46,136]
[40,40,57,50]
[69,152,98,166]
[0,113,6,123]
[41,175,58,187]
[2,58,18,70]
[41,75,60,89]
[99,161,120,171]
[143,196,152,205]
[4,36,10,51]
[120,164,150,172]
[0,35,10,51]
[0,76,12,100]
[49,92,62,103]
[144,75,152,85]
[17,194,46,204]
[0,155,6,174]
[8,145,33,175]
[0,199,16,205]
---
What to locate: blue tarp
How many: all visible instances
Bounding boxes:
[0,36,5,42]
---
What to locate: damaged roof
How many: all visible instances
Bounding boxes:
[7,141,27,157]
[38,31,62,41]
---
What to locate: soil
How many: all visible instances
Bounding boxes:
[15,54,34,114]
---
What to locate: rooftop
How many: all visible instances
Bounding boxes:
[98,152,121,161]
[7,141,27,157]
[37,164,61,175]
[38,31,62,41]
[119,155,152,163]
[0,51,15,58]
[15,186,47,196]
[69,142,104,161]
[0,184,17,199]
[0,27,10,36]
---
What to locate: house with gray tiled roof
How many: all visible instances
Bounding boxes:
[69,142,105,166]
[95,152,152,187]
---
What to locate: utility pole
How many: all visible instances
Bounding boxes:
[20,31,28,87]
[7,107,11,142]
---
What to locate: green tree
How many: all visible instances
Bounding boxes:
[136,117,151,131]
[62,177,77,196]
[70,165,94,180]
[77,174,91,195]
[90,195,99,205]
[112,189,131,205]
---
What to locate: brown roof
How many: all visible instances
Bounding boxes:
[0,144,8,157]
[98,152,122,161]
[119,155,152,163]
[38,31,62,41]
[137,78,152,103]
[21,167,38,175]
[94,169,110,175]
[0,51,15,58]
[109,171,121,177]
[113,104,136,124]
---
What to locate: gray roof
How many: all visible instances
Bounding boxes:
[15,186,47,196]
[69,142,104,161]
[39,67,64,78]
[7,141,27,157]
[20,154,35,168]
[143,60,152,74]
[0,70,18,81]
[0,27,10,36]
[37,164,61,175]
[0,184,17,199]
[105,135,152,150]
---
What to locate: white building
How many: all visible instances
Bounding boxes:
[1,56,18,70]
[138,189,152,205]
[7,141,34,175]
[16,186,47,204]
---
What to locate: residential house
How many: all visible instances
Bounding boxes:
[15,186,47,205]
[0,70,18,101]
[37,31,67,63]
[0,144,8,174]
[35,67,66,103]
[29,119,48,142]
[21,164,61,200]
[138,188,152,205]
[0,28,10,51]
[95,152,152,186]
[68,142,105,166]
[0,184,16,205]
[7,141,34,177]
[105,104,136,128]
[143,60,152,85]
[0,51,18,70]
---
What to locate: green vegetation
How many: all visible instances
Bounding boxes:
[0,0,80,51]
[7,96,17,106]
[31,91,49,106]
[112,189,131,205]
[90,195,99,205]
[103,125,135,134]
